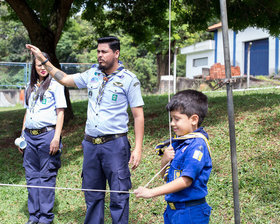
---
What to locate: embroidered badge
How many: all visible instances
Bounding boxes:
[174,170,181,179]
[133,82,140,87]
[193,150,203,161]
[90,77,99,88]
[42,98,47,104]
[112,94,118,101]
[88,91,92,98]
[113,82,123,87]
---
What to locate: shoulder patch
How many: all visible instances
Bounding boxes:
[91,63,98,68]
[123,69,137,78]
[193,150,203,161]
[133,82,140,87]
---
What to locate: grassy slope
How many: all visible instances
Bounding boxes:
[0,88,279,224]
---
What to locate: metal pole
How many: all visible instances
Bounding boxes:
[247,42,252,88]
[173,47,178,94]
[219,0,241,223]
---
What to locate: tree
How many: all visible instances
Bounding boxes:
[179,0,280,36]
[2,0,83,121]
[0,4,30,62]
[82,0,212,86]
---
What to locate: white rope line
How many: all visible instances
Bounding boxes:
[0,183,133,194]
[143,161,170,188]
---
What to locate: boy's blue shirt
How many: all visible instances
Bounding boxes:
[165,127,212,202]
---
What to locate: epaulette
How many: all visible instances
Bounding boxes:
[123,69,137,78]
[91,64,98,68]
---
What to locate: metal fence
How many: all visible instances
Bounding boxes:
[0,62,93,89]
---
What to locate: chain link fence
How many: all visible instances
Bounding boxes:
[0,62,93,89]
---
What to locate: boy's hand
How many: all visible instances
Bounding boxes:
[162,145,175,164]
[134,186,153,198]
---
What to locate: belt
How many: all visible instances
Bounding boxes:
[167,198,206,210]
[25,125,56,136]
[84,133,127,144]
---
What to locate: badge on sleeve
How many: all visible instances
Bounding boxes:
[174,170,182,180]
[193,150,203,161]
[133,82,140,87]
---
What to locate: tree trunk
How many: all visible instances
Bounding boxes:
[155,40,175,88]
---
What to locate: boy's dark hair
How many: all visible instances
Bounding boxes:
[166,89,208,127]
[97,36,120,52]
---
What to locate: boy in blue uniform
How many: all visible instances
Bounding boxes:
[135,89,212,224]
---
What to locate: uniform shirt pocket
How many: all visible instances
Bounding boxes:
[107,86,126,104]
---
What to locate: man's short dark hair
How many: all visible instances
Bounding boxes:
[97,36,120,52]
[166,89,208,127]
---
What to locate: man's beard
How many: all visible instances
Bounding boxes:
[99,59,115,72]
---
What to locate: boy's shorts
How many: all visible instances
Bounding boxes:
[164,202,211,224]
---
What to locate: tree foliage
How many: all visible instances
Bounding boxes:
[180,0,280,36]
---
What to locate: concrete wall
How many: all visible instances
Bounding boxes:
[69,89,88,102]
[0,89,23,107]
[0,89,88,107]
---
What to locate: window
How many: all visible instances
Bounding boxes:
[193,57,208,67]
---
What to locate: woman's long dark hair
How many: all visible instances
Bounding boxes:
[25,52,52,105]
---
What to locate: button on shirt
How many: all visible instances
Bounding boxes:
[24,79,67,129]
[73,65,144,137]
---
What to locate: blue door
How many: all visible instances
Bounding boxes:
[244,38,269,76]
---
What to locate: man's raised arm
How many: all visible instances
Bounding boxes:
[26,44,77,87]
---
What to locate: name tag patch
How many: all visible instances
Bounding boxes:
[193,150,203,161]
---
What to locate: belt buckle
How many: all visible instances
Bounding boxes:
[93,137,103,144]
[168,202,176,210]
[31,130,39,135]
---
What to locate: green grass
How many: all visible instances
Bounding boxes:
[0,87,280,223]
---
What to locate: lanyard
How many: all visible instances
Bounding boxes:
[29,80,42,113]
[95,64,124,106]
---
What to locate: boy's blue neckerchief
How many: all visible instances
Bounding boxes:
[155,132,211,181]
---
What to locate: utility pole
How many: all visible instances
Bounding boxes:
[219,0,241,223]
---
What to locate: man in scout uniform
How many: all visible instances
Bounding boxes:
[26,36,144,224]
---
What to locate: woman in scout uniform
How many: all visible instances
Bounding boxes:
[18,52,67,224]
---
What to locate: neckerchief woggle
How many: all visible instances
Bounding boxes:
[96,63,124,106]
[155,132,212,181]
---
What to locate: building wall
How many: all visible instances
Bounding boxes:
[185,51,214,78]
[215,27,278,75]
[182,26,280,78]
